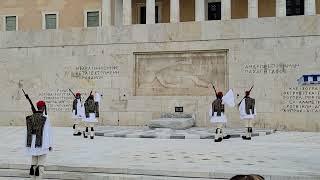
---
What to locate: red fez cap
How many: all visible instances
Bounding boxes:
[217,92,223,97]
[76,93,81,96]
[36,101,46,108]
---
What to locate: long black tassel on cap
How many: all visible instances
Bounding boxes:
[45,105,47,115]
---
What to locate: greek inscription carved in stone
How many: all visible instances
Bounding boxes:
[244,63,300,74]
[64,65,120,80]
[281,86,320,113]
[39,89,90,112]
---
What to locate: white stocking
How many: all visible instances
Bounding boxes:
[35,155,46,180]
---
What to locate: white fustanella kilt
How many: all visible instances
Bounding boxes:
[72,109,85,120]
[239,100,256,120]
[209,108,227,123]
[82,113,98,123]
[25,115,53,156]
[72,101,85,120]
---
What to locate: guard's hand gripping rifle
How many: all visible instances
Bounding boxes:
[237,85,254,107]
[22,89,36,113]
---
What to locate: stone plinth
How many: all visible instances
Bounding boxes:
[148,113,195,130]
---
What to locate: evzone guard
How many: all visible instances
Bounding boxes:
[23,89,53,180]
[238,86,256,140]
[69,89,85,136]
[83,91,100,139]
[209,84,235,142]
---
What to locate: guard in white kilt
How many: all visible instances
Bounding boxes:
[25,99,53,180]
[71,92,85,136]
[239,90,256,140]
[83,93,99,139]
[209,86,235,142]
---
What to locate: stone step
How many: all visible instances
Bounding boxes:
[0,169,80,179]
[0,168,224,180]
[1,166,319,180]
[0,178,56,180]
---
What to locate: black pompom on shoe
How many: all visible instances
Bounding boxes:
[29,165,35,175]
[214,137,223,142]
[90,136,94,139]
[83,131,88,138]
[35,166,40,176]
[73,132,82,136]
[242,136,251,140]
[223,135,231,139]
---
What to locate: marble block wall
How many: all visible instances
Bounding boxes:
[0,16,319,131]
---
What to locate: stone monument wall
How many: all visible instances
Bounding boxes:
[0,16,319,131]
[135,51,227,96]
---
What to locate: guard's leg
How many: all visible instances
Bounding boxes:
[242,120,252,140]
[222,123,231,139]
[33,156,40,179]
[83,125,89,138]
[242,120,249,140]
[73,123,77,135]
[35,155,46,180]
[247,119,253,139]
[73,119,82,136]
[89,123,95,139]
[30,156,38,179]
[214,123,223,142]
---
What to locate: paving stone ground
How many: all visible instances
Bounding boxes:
[0,127,320,179]
[95,126,275,139]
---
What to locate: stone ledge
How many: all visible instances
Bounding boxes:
[160,113,194,118]
[96,128,275,139]
[0,165,319,180]
[148,118,195,130]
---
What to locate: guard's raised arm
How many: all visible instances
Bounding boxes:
[22,89,36,113]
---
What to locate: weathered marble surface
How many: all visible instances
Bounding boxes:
[160,113,193,118]
[0,127,319,179]
[135,51,226,96]
[148,118,195,130]
[95,126,274,139]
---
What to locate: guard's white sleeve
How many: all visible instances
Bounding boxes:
[42,116,53,150]
[239,100,247,117]
[94,92,101,103]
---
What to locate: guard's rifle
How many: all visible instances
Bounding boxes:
[68,89,76,98]
[237,85,254,107]
[22,89,36,113]
[210,83,218,98]
[85,90,93,102]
